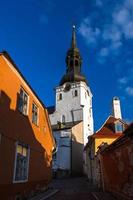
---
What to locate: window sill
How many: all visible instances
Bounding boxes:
[13,179,28,184]
[32,121,39,127]
[18,110,28,117]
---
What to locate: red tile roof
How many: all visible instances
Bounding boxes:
[84,116,128,150]
[93,116,127,138]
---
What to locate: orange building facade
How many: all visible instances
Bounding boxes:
[0,51,55,199]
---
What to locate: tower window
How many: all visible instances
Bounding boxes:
[70,60,73,67]
[85,92,87,99]
[74,90,78,97]
[75,60,78,66]
[58,93,62,100]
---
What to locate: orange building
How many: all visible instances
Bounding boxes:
[0,51,55,200]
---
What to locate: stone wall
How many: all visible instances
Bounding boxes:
[97,124,133,200]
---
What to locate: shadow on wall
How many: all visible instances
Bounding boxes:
[71,134,84,176]
[52,130,84,179]
[98,127,133,199]
[0,91,51,200]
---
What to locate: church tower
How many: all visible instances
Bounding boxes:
[50,26,93,144]
[48,26,94,176]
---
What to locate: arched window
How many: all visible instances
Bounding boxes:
[85,92,87,99]
[74,90,78,97]
[59,93,62,100]
[75,60,78,66]
[70,60,73,67]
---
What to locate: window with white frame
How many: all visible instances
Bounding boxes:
[14,143,29,182]
[32,103,38,125]
[18,88,29,115]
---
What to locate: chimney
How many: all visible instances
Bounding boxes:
[112,97,122,119]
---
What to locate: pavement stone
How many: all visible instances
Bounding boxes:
[29,177,117,200]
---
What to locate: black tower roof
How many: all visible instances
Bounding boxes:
[60,26,87,86]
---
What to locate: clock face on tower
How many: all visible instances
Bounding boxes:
[64,83,71,92]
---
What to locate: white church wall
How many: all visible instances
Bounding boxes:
[56,83,81,114]
[50,82,84,125]
[50,81,94,145]
[49,109,83,125]
[80,82,94,144]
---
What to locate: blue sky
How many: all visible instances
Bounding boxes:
[0,0,132,130]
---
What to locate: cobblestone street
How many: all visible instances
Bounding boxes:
[47,177,116,200]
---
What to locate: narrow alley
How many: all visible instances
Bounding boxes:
[33,177,117,200]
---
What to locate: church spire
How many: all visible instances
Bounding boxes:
[60,26,87,86]
[71,25,76,49]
